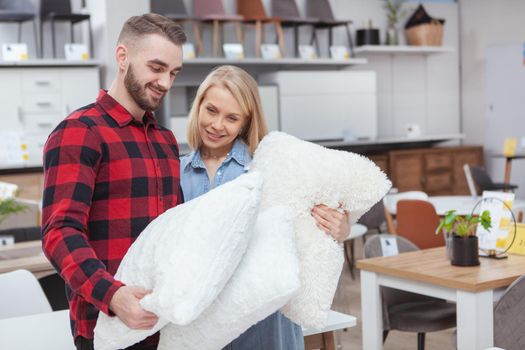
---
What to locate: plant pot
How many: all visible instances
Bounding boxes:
[451,235,480,266]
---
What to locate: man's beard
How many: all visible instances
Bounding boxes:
[124,63,167,112]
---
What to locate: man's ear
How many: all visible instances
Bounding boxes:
[115,44,128,71]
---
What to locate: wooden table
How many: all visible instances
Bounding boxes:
[303,310,357,350]
[0,241,54,278]
[429,195,525,216]
[357,247,525,350]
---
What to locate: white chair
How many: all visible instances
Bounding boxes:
[382,191,429,233]
[0,269,52,319]
[463,164,478,197]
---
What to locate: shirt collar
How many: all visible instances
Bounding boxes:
[187,138,251,170]
[96,90,159,129]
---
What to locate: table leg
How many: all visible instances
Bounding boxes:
[504,158,512,187]
[456,289,493,350]
[361,270,383,350]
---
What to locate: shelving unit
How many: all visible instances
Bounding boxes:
[354,45,455,55]
[181,57,368,68]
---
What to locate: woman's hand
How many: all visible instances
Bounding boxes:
[311,204,350,243]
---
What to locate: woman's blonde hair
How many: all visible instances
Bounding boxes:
[186,65,268,155]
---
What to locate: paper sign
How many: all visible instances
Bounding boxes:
[380,236,399,257]
[223,43,244,59]
[1,43,28,61]
[506,223,525,255]
[299,45,317,60]
[182,43,196,60]
[0,181,19,200]
[64,43,89,60]
[503,138,517,157]
[261,44,282,59]
[0,132,26,166]
[330,45,350,60]
[477,191,515,251]
[0,236,15,246]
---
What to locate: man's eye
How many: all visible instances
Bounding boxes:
[151,67,161,72]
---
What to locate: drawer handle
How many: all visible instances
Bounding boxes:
[36,101,53,107]
[37,122,53,128]
[35,81,51,86]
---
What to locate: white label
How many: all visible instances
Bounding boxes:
[64,43,89,60]
[0,236,15,246]
[299,45,317,60]
[1,43,29,61]
[329,45,350,60]
[223,43,244,59]
[380,236,399,257]
[261,44,282,59]
[182,43,196,60]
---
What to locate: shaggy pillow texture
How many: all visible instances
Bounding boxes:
[157,206,301,350]
[94,172,263,350]
[249,131,391,328]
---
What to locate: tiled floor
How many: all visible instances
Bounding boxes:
[329,236,456,350]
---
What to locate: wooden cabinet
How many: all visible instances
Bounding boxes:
[388,146,483,195]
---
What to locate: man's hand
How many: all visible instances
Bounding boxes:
[311,204,350,243]
[109,286,159,330]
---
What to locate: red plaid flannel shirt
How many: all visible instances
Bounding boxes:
[42,90,182,343]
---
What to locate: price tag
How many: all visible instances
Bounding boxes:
[261,44,282,59]
[1,43,29,61]
[299,45,317,60]
[506,223,525,255]
[182,43,196,60]
[330,45,350,60]
[380,236,399,257]
[223,43,244,59]
[64,43,89,60]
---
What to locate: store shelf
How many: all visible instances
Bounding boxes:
[354,45,455,55]
[182,57,367,68]
[0,59,101,67]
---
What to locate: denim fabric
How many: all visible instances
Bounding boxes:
[180,138,304,350]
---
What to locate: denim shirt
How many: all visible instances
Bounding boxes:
[179,138,304,350]
[180,138,250,202]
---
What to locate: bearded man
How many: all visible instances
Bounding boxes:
[41,13,186,350]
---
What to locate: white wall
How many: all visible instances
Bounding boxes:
[460,0,525,146]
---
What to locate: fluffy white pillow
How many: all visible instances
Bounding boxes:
[94,172,263,350]
[158,206,300,350]
[249,131,391,328]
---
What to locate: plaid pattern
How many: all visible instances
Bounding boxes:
[42,90,182,343]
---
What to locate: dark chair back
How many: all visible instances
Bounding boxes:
[469,165,495,191]
[494,274,525,350]
[271,0,301,17]
[358,200,385,232]
[306,0,335,21]
[194,0,226,16]
[150,0,188,16]
[237,0,267,18]
[40,0,72,16]
[0,0,35,12]
[0,226,41,243]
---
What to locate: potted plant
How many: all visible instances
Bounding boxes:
[382,0,408,45]
[436,210,492,266]
[0,198,26,225]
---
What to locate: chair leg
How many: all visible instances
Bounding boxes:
[234,21,243,49]
[255,20,262,57]
[17,22,22,43]
[345,23,355,57]
[328,27,333,56]
[343,240,355,280]
[192,21,203,56]
[70,22,75,43]
[293,24,299,57]
[212,20,219,57]
[417,332,426,350]
[51,19,57,58]
[88,18,94,58]
[32,19,39,58]
[40,20,44,58]
[383,330,389,343]
[274,22,285,57]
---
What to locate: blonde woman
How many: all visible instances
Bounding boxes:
[180,65,349,349]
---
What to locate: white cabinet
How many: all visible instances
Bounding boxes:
[258,71,378,141]
[0,63,100,168]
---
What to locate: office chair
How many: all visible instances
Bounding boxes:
[0,0,39,56]
[468,165,518,194]
[363,234,456,350]
[494,273,525,350]
[396,199,444,249]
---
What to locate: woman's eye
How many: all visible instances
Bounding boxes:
[206,107,216,113]
[227,116,239,122]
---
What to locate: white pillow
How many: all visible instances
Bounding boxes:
[94,172,263,350]
[158,206,300,350]
[249,131,391,328]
